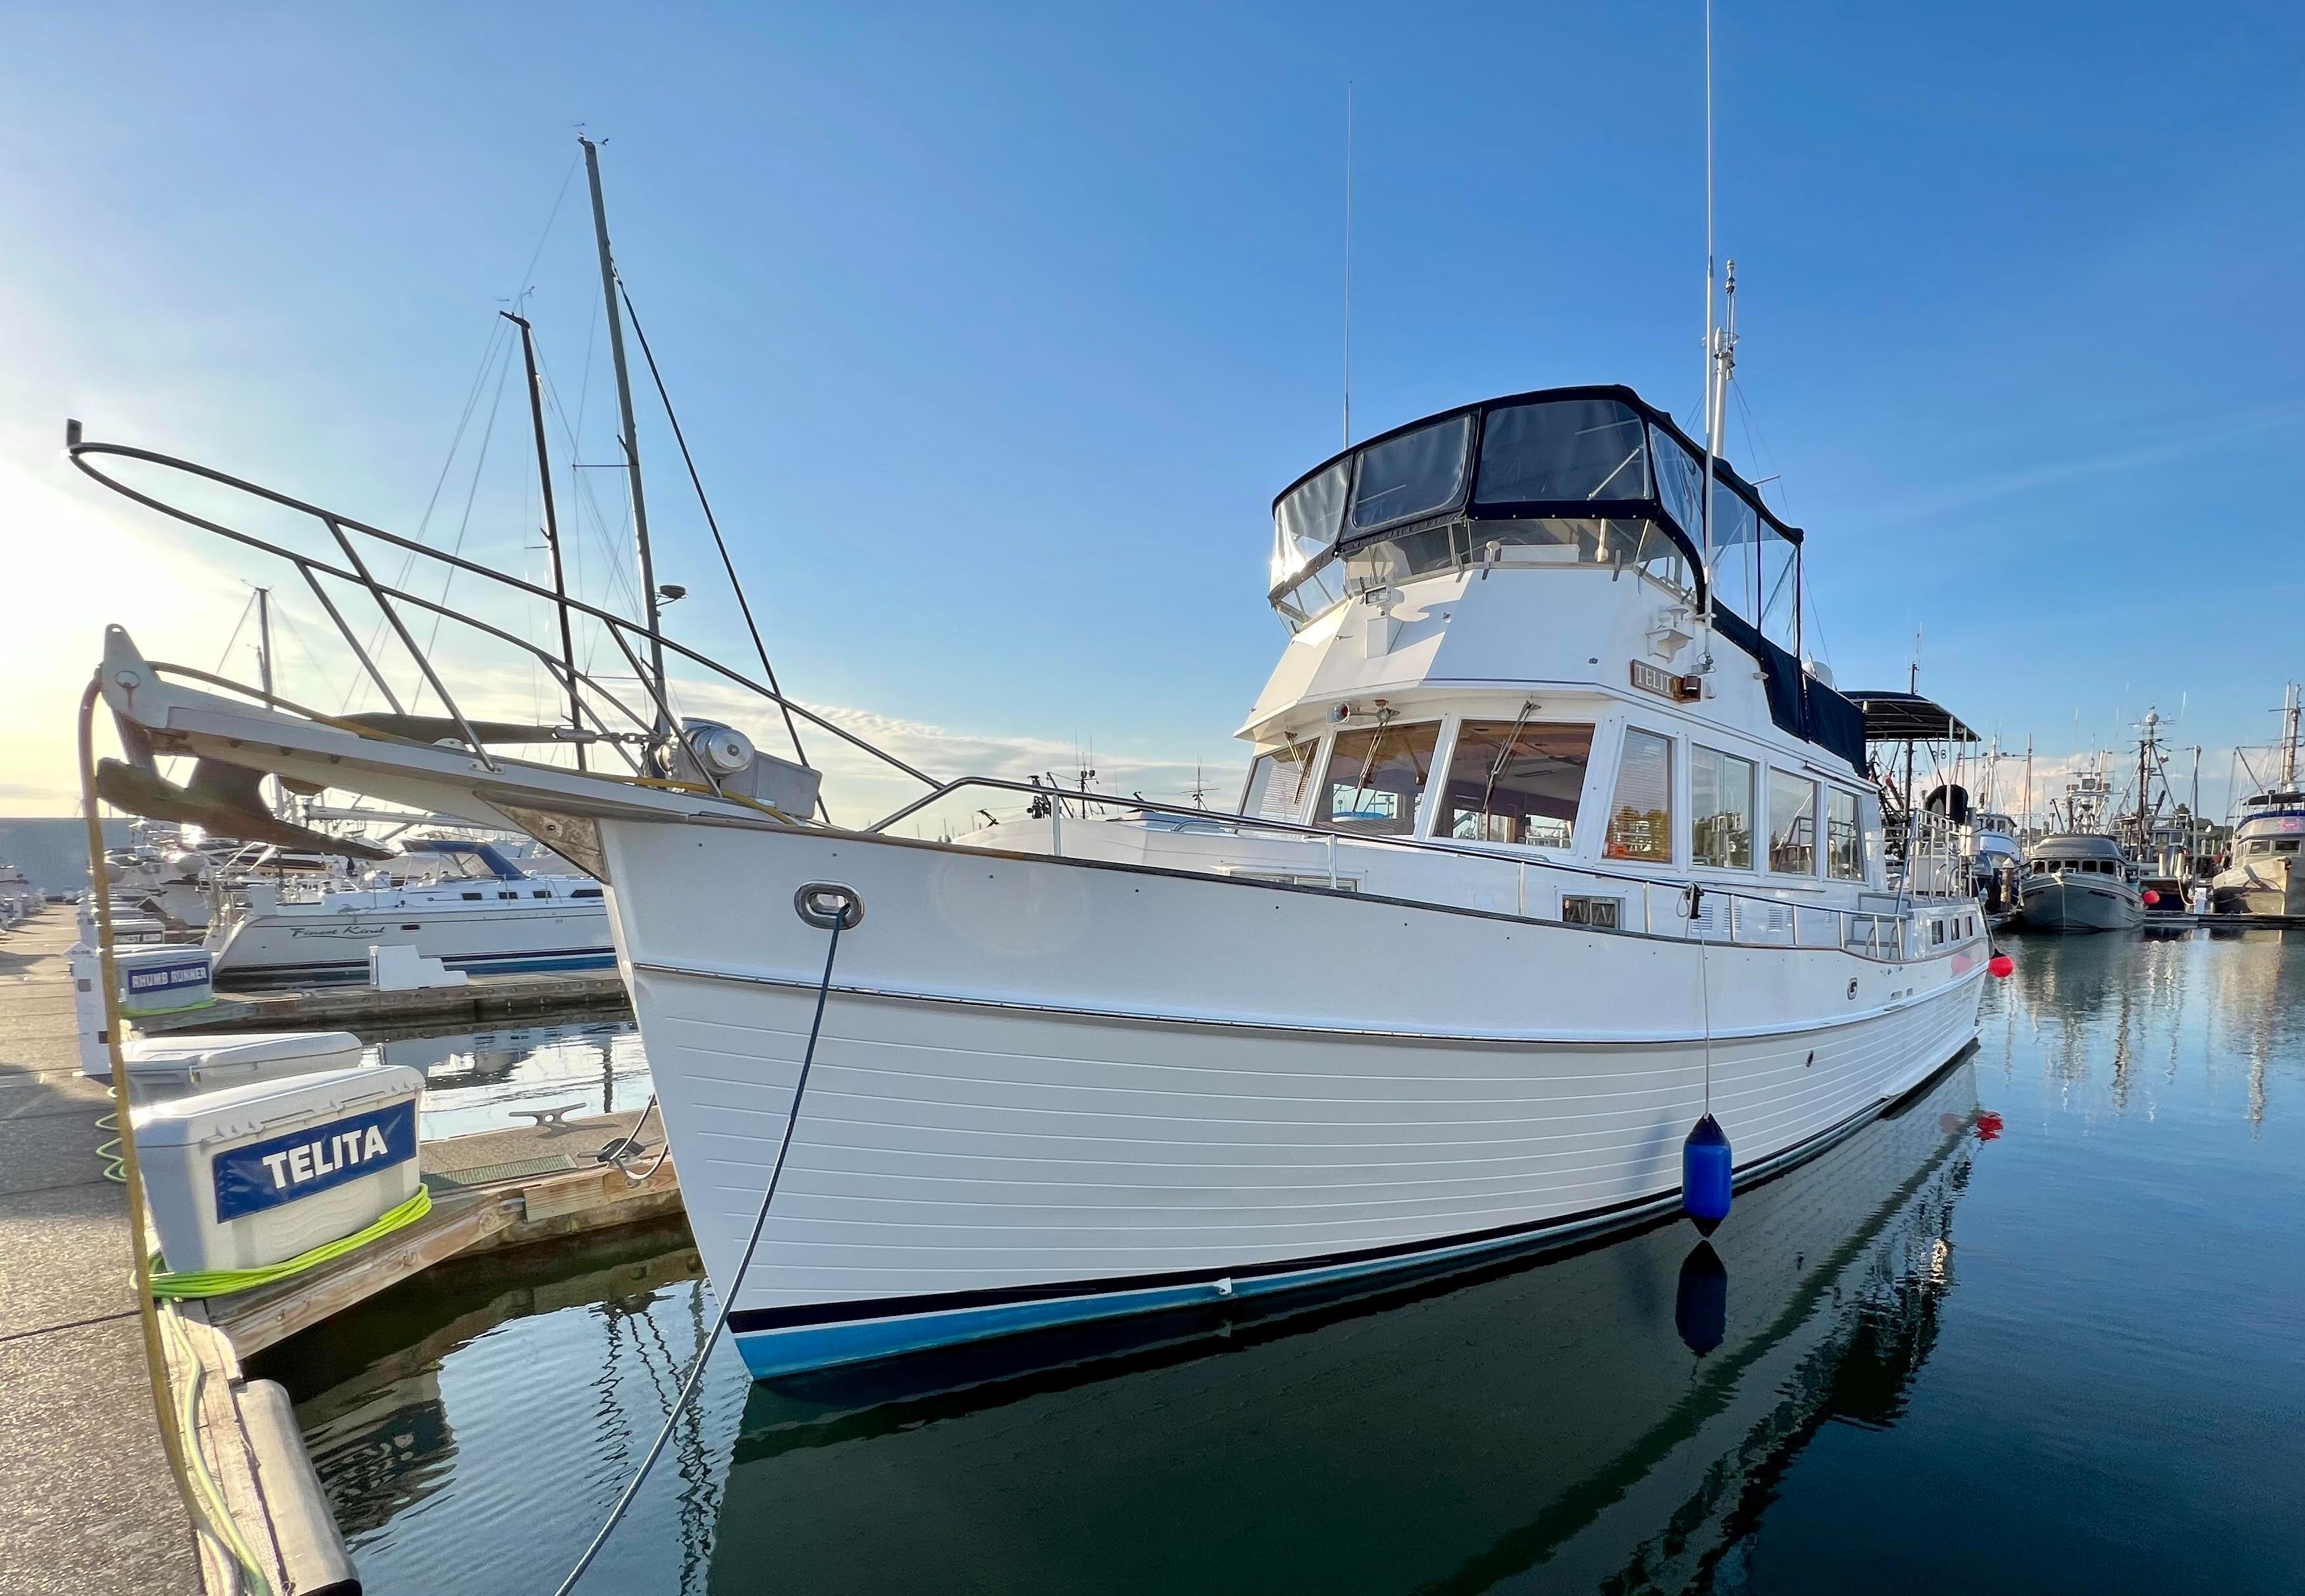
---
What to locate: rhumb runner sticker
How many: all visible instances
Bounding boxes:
[212,1100,418,1222]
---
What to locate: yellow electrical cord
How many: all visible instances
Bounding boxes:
[150,1187,432,1299]
[158,1303,274,1596]
[77,675,262,1589]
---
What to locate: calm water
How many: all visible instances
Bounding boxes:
[260,930,2305,1595]
[359,1018,653,1140]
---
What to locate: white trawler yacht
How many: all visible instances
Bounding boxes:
[2211,684,2304,918]
[76,376,1992,1375]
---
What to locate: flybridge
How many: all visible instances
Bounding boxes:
[1265,383,1867,777]
[1267,385,1802,635]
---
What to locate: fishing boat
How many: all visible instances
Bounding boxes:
[2018,762,2145,932]
[2209,683,2304,919]
[202,836,612,988]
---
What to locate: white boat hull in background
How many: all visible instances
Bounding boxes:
[600,821,1988,1377]
[208,893,613,986]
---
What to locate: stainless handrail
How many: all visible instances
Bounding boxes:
[870,774,1973,961]
[65,428,937,790]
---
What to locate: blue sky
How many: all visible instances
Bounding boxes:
[3,3,2299,818]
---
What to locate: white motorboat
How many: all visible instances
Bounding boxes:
[203,836,612,988]
[2211,684,2304,917]
[79,372,1991,1377]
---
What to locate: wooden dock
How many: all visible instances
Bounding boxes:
[134,965,631,1036]
[208,1107,683,1356]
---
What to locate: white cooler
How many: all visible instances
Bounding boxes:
[117,1031,365,1097]
[115,946,215,1017]
[133,1066,425,1274]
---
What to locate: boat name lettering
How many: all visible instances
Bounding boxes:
[1629,660,1701,702]
[212,1100,416,1222]
[124,961,210,992]
[288,924,389,939]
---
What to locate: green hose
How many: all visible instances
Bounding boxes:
[150,1186,433,1299]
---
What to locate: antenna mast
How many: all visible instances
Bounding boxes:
[1342,83,1354,449]
[1697,0,1721,672]
[580,135,669,735]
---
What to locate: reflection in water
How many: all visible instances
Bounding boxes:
[360,1018,651,1139]
[710,1063,1979,1596]
[271,932,2305,1595]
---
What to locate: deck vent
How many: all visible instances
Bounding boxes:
[1561,895,1622,930]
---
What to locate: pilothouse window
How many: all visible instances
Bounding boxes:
[1440,720,1594,847]
[1605,729,1674,863]
[1316,721,1442,836]
[1692,747,1757,869]
[1827,789,1865,881]
[1769,769,1817,875]
[1240,741,1317,825]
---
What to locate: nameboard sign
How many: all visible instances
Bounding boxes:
[213,1100,417,1223]
[1630,660,1701,702]
[123,960,211,996]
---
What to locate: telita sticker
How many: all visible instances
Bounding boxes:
[213,1100,416,1222]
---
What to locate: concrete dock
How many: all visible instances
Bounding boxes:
[0,908,201,1591]
[1,907,686,1593]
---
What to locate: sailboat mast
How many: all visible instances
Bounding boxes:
[254,584,281,816]
[579,135,669,735]
[503,310,587,771]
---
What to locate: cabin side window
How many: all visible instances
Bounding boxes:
[1315,722,1442,836]
[1604,729,1674,863]
[1768,770,1817,875]
[1692,746,1756,869]
[1438,721,1594,847]
[1826,788,1865,881]
[1240,740,1318,826]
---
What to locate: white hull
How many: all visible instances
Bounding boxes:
[2016,872,2144,932]
[2210,859,2301,918]
[209,895,612,986]
[601,821,1987,1376]
[711,1060,1981,1591]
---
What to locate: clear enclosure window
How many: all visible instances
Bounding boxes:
[1273,461,1348,590]
[1827,788,1865,880]
[1315,721,1442,836]
[1692,746,1757,869]
[1439,721,1595,847]
[1605,728,1674,863]
[1649,426,1704,537]
[1348,414,1473,535]
[1473,399,1649,504]
[1240,741,1317,825]
[1769,769,1817,874]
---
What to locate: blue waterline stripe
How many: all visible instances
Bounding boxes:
[726,1058,1962,1377]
